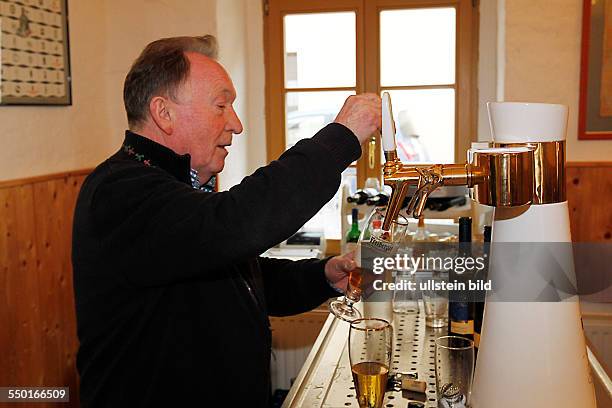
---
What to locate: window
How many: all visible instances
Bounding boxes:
[380,7,456,163]
[265,0,477,251]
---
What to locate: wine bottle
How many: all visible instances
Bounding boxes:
[426,196,467,211]
[448,217,474,340]
[345,208,361,252]
[366,191,390,207]
[347,188,376,205]
[474,225,491,351]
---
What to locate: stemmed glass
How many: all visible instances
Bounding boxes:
[329,208,408,322]
[349,318,393,408]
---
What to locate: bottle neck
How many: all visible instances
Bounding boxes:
[459,217,472,242]
[350,209,360,231]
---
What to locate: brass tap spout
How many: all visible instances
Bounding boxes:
[378,92,533,232]
[381,147,535,231]
[382,159,484,231]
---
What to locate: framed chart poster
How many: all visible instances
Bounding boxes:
[579,0,612,139]
[0,0,71,105]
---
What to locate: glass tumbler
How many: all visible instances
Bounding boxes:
[349,318,393,408]
[435,336,474,408]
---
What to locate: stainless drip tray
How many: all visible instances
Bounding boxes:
[283,303,444,408]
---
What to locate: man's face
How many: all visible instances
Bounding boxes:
[169,52,243,179]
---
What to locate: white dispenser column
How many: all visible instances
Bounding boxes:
[471,102,596,408]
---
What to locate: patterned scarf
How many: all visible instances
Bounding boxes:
[190,169,216,192]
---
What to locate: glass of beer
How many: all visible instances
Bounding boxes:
[329,264,364,322]
[349,318,393,408]
[330,210,408,322]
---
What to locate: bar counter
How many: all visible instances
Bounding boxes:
[282,301,612,408]
[282,302,442,408]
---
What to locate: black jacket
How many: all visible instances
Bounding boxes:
[72,124,361,407]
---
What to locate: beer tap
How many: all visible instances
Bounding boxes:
[380,92,535,232]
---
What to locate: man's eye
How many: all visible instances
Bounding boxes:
[217,104,226,109]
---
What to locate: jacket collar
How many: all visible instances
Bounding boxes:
[121,130,192,185]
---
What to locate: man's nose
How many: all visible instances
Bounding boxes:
[227,107,243,134]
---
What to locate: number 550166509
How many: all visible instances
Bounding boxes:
[1,387,68,402]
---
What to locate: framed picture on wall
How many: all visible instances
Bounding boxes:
[579,0,612,139]
[0,0,71,105]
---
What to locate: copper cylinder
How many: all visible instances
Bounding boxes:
[469,147,535,207]
[492,141,566,204]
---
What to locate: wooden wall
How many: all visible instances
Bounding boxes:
[566,162,612,242]
[0,170,89,408]
[0,162,609,408]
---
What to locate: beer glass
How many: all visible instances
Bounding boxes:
[330,209,408,322]
[422,272,449,328]
[349,318,393,408]
[362,208,408,245]
[435,336,474,408]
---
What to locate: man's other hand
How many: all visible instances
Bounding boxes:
[334,93,382,144]
[324,251,357,292]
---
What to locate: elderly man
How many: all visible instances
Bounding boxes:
[72,35,381,407]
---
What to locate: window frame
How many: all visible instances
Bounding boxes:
[264,0,478,254]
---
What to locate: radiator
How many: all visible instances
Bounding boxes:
[270,309,328,391]
[584,318,612,369]
[582,301,612,370]
[582,305,612,407]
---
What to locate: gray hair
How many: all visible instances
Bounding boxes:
[123,35,218,128]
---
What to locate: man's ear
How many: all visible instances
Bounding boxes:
[149,96,174,135]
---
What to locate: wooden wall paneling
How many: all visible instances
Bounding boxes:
[0,187,18,387]
[32,179,60,396]
[33,178,68,390]
[0,170,87,408]
[0,185,44,387]
[31,175,84,406]
[566,163,612,242]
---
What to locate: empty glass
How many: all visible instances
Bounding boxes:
[392,270,419,314]
[349,318,393,408]
[422,272,449,328]
[435,336,474,408]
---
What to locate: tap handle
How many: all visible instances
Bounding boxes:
[414,188,431,218]
[382,92,397,152]
[405,168,442,218]
[405,178,424,215]
[407,184,435,219]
